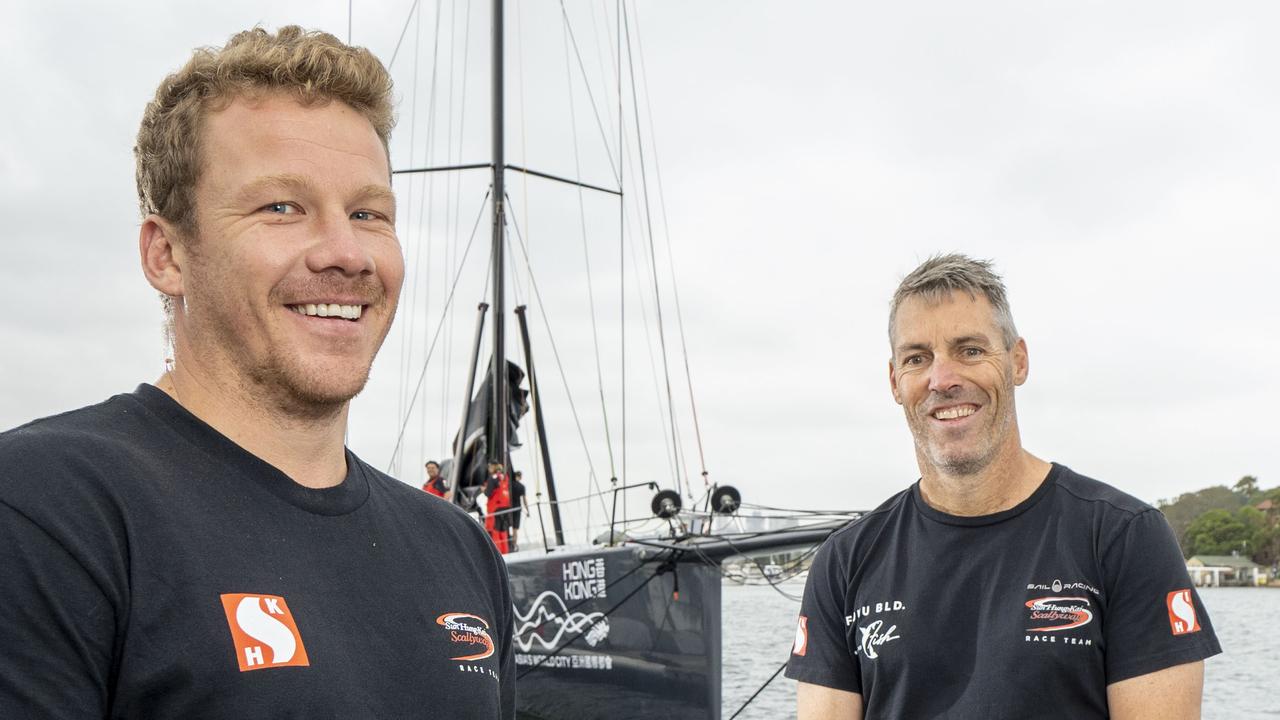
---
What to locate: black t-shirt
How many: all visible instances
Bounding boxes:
[785,463,1220,719]
[0,385,514,719]
[508,479,527,529]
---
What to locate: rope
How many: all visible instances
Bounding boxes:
[728,660,789,720]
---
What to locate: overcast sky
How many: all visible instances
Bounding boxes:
[2,1,1277,539]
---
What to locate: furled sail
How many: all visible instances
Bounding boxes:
[451,359,530,494]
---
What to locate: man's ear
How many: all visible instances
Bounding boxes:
[1012,337,1029,386]
[139,214,185,299]
[889,358,903,405]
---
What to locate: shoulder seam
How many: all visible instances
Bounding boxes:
[1054,481,1149,517]
[1099,507,1162,561]
[826,490,910,543]
[0,499,118,607]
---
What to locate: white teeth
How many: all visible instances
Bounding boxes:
[934,406,976,420]
[288,303,364,321]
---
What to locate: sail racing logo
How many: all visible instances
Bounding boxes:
[436,612,495,661]
[1025,596,1094,632]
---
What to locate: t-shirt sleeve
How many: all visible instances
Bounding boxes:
[494,538,517,719]
[1100,509,1222,684]
[784,537,861,693]
[0,500,115,718]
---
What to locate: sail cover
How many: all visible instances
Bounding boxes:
[451,359,530,492]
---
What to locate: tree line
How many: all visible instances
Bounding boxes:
[1157,476,1280,567]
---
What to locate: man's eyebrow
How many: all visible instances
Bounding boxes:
[234,173,314,203]
[234,176,396,213]
[949,334,993,348]
[352,184,397,211]
[895,341,932,356]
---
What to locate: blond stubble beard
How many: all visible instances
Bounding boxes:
[178,251,394,423]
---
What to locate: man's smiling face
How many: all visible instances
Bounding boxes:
[176,92,404,413]
[889,291,1028,476]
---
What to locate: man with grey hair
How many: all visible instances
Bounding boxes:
[786,254,1220,718]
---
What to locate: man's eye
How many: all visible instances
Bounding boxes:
[351,210,379,221]
[904,355,924,366]
[963,347,984,358]
[262,202,299,215]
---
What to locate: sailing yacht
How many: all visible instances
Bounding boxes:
[377,2,860,716]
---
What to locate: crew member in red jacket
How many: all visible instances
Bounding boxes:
[483,462,512,553]
[421,460,447,498]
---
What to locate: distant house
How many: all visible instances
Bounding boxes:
[1186,554,1265,587]
[1257,499,1275,512]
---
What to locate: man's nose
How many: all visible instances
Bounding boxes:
[927,355,964,395]
[306,210,375,276]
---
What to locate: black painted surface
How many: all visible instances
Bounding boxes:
[508,546,722,720]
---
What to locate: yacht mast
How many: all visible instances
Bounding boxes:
[489,0,508,466]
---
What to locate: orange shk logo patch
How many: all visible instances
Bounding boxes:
[1166,589,1201,636]
[436,612,495,661]
[792,615,808,656]
[220,593,311,672]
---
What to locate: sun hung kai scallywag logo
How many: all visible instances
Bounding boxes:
[1025,596,1094,632]
[436,612,495,660]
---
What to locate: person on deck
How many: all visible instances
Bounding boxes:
[508,471,529,551]
[0,26,514,719]
[484,461,513,553]
[786,254,1220,719]
[422,460,448,498]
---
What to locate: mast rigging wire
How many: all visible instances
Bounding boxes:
[560,0,618,483]
[441,0,468,455]
[728,661,789,719]
[629,3,711,485]
[385,188,493,472]
[621,0,683,499]
[417,0,447,475]
[503,194,613,524]
[391,0,428,474]
[386,0,421,71]
[618,0,627,511]
[557,2,622,188]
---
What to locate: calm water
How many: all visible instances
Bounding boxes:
[721,582,1280,719]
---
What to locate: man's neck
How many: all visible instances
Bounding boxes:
[917,446,1052,517]
[154,365,350,490]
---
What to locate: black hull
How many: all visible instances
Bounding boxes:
[508,545,722,719]
[506,523,845,719]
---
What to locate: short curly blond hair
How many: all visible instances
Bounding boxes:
[135,26,395,236]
